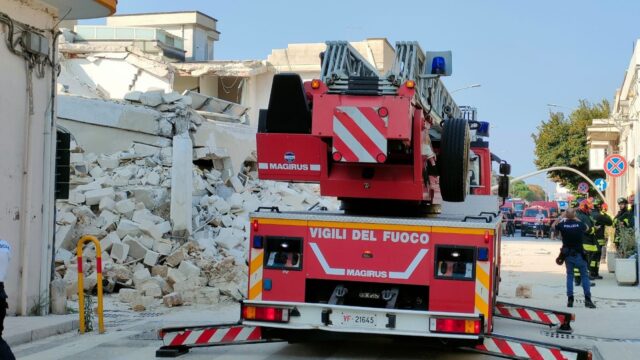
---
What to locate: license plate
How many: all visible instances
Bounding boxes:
[337,311,379,328]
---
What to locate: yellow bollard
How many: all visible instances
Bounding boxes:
[76,235,105,334]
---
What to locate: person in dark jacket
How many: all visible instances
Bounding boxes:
[591,199,613,279]
[554,209,596,309]
[575,200,597,285]
[613,197,633,249]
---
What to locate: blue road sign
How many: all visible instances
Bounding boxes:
[577,182,589,194]
[595,178,608,192]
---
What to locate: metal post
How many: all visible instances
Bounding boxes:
[76,235,105,334]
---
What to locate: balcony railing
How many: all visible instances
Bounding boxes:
[74,25,184,50]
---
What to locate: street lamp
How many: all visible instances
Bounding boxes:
[451,84,481,93]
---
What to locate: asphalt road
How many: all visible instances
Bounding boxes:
[9,234,571,360]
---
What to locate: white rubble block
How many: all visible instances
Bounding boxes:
[84,187,116,206]
[141,281,163,298]
[131,295,155,312]
[110,242,130,263]
[132,188,168,210]
[139,223,164,242]
[143,249,161,266]
[55,224,75,250]
[165,249,185,267]
[171,134,193,234]
[97,154,120,170]
[100,232,121,252]
[167,267,187,284]
[156,221,172,235]
[133,267,151,288]
[98,210,119,230]
[133,143,161,158]
[76,180,103,192]
[123,236,148,259]
[196,288,220,305]
[99,197,116,212]
[137,234,155,249]
[116,219,142,238]
[118,288,141,303]
[228,193,244,210]
[124,90,143,102]
[57,211,77,226]
[145,172,160,186]
[172,277,201,292]
[140,90,164,107]
[153,276,173,295]
[153,239,172,256]
[83,272,97,291]
[89,166,104,178]
[214,228,244,250]
[68,190,86,205]
[213,198,231,214]
[226,175,245,193]
[178,260,201,280]
[132,209,164,225]
[232,217,247,231]
[163,292,184,307]
[115,199,136,216]
[55,247,73,263]
[162,91,182,104]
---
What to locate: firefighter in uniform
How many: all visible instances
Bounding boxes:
[591,199,612,279]
[574,200,597,285]
[0,238,16,360]
[613,197,633,249]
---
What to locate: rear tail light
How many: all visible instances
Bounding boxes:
[242,305,290,323]
[429,317,481,335]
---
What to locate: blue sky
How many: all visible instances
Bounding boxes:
[88,0,640,195]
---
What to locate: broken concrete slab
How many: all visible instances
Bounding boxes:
[110,242,130,263]
[170,134,193,234]
[143,249,161,266]
[84,187,115,206]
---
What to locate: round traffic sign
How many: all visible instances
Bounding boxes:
[577,182,589,194]
[594,178,608,192]
[604,154,627,177]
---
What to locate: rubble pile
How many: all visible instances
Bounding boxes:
[54,89,334,311]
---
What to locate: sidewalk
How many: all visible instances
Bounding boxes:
[4,314,78,347]
[499,239,640,360]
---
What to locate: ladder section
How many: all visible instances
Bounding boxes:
[321,41,380,83]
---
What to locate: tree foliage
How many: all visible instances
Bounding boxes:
[532,99,610,192]
[510,180,547,201]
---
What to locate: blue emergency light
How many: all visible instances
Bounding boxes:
[476,121,490,137]
[431,56,446,75]
[477,247,489,261]
[263,278,272,291]
[252,235,264,249]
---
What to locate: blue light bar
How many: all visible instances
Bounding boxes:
[477,121,490,137]
[252,235,264,249]
[431,56,446,75]
[478,247,489,261]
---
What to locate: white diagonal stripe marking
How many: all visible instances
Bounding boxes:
[507,341,530,358]
[236,326,257,341]
[310,242,346,275]
[340,107,386,150]
[389,249,429,279]
[333,117,375,162]
[185,330,202,345]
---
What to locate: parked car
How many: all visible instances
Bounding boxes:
[520,206,551,237]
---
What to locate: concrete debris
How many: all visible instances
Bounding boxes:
[55,94,337,311]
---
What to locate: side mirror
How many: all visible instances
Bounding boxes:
[499,161,511,176]
[498,175,510,199]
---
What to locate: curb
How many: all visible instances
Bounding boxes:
[6,319,79,347]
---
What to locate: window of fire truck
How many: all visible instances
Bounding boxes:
[264,236,303,270]
[434,246,475,281]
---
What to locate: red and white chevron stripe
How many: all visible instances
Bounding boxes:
[495,303,566,326]
[477,337,578,360]
[163,326,261,347]
[332,106,387,163]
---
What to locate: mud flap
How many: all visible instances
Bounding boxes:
[494,301,575,332]
[464,334,591,360]
[156,323,280,358]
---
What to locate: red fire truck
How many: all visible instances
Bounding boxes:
[157,41,590,360]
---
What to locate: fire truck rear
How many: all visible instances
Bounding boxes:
[157,41,591,360]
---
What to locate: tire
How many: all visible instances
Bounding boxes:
[439,118,470,202]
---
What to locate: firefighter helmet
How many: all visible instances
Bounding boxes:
[617,197,628,204]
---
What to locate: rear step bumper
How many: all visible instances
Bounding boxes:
[241,300,482,340]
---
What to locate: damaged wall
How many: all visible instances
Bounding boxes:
[0,0,57,315]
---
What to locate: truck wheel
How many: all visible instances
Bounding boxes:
[439,118,470,202]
